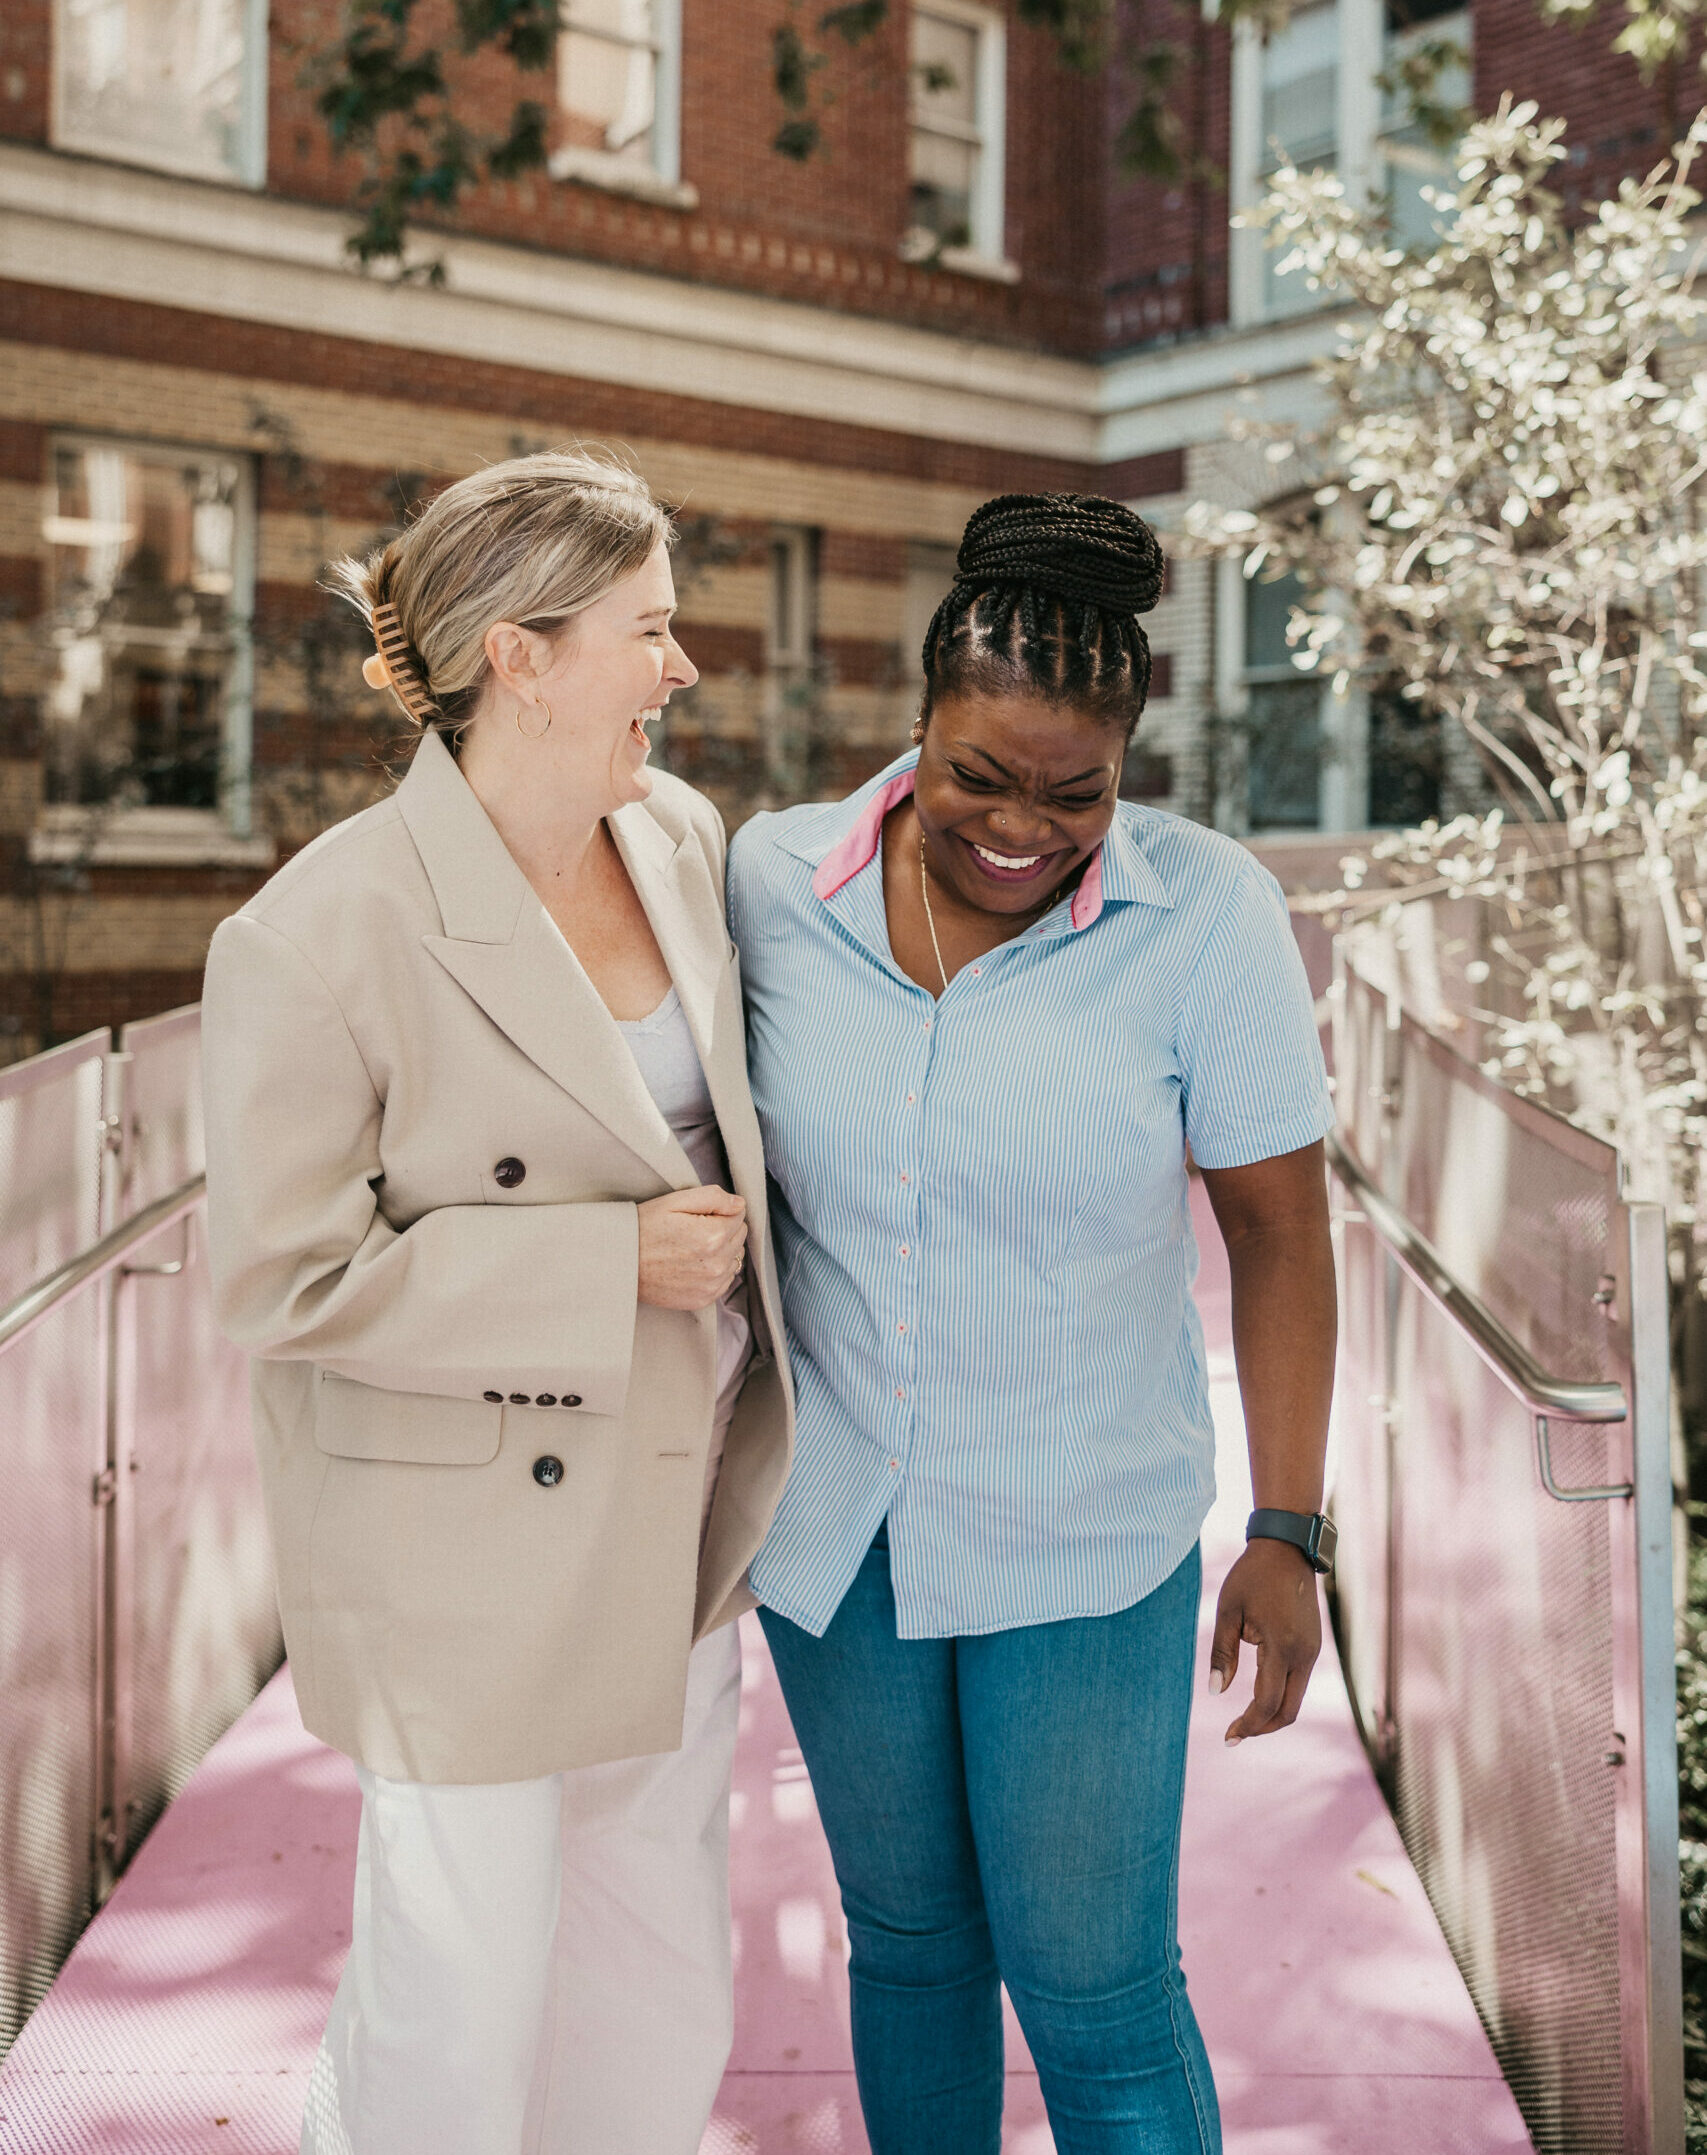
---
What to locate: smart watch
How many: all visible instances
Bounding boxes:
[1245,1508,1337,1575]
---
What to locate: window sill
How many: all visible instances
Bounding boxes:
[546,149,699,210]
[29,807,275,870]
[937,245,1020,286]
[898,238,1021,285]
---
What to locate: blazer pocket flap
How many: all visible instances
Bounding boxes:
[315,1371,502,1465]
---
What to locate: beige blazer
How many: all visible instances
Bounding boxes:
[201,730,793,1784]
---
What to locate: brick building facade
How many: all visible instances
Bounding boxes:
[0,0,1681,1054]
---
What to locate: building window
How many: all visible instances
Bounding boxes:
[1368,686,1443,824]
[1378,0,1469,251]
[903,2,1009,272]
[36,438,264,865]
[551,0,691,203]
[767,528,817,678]
[1243,567,1322,830]
[1254,2,1339,318]
[758,527,818,800]
[52,0,266,187]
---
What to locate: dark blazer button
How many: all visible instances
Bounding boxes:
[536,1393,557,1406]
[509,1392,530,1406]
[494,1157,526,1188]
[562,1394,582,1408]
[533,1455,565,1488]
[483,1390,503,1403]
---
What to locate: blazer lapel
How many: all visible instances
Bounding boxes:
[399,735,694,1191]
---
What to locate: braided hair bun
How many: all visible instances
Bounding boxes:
[954,492,1165,619]
[920,491,1167,736]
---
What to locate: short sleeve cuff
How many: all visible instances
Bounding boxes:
[1187,1092,1335,1173]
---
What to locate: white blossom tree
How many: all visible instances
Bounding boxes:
[1185,97,1707,1372]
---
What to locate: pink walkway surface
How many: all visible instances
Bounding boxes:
[0,1192,1534,2154]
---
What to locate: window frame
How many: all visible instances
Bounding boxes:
[1376,0,1470,253]
[549,0,696,208]
[50,0,268,189]
[1210,546,1374,836]
[32,431,266,869]
[903,0,1015,281]
[766,526,818,679]
[1228,0,1383,329]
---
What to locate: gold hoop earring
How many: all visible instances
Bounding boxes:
[516,696,553,741]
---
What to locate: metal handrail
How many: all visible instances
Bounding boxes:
[0,1174,206,1362]
[1326,1130,1627,1428]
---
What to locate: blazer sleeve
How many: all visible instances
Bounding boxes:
[201,912,641,1411]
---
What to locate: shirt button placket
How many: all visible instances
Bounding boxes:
[891,1001,930,1479]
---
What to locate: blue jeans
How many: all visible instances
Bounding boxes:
[758,1536,1220,2155]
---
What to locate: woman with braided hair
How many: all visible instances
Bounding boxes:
[727,491,1337,2153]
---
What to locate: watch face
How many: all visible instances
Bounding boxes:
[1313,1516,1339,1573]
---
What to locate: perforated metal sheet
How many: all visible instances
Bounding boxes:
[0,1034,105,1305]
[0,1037,109,2061]
[1395,1019,1619,1388]
[114,1010,280,1861]
[1331,958,1652,2155]
[0,1017,280,2064]
[1391,1296,1623,2153]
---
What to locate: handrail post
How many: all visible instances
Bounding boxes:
[1612,1200,1683,2155]
[92,1044,127,1902]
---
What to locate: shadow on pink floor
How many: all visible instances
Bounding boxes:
[0,1188,1534,2154]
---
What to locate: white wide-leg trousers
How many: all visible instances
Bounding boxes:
[299,1621,743,2155]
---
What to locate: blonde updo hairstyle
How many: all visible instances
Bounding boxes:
[329,447,673,748]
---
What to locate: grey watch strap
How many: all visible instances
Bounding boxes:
[1245,1508,1337,1575]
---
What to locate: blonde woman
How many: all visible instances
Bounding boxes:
[200,450,793,2155]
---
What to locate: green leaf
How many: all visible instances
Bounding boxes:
[772,22,823,110]
[486,99,548,178]
[453,0,556,68]
[819,1,886,42]
[774,117,822,160]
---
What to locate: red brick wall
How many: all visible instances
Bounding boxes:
[4,0,1693,365]
[1101,0,1234,346]
[1,0,1108,352]
[1474,0,1686,212]
[261,0,1106,352]
[1094,0,1692,353]
[0,0,49,144]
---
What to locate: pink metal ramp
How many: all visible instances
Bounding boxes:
[0,1192,1533,2154]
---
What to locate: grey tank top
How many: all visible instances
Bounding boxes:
[617,988,752,1528]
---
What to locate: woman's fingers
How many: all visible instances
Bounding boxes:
[676,1186,746,1217]
[1211,1541,1322,1745]
[1208,1585,1245,1697]
[634,1187,750,1309]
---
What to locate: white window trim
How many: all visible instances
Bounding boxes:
[548,0,696,207]
[905,0,1012,276]
[51,0,268,189]
[31,431,264,869]
[766,526,817,675]
[1229,0,1384,331]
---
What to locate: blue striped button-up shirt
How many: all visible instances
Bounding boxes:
[727,751,1332,1639]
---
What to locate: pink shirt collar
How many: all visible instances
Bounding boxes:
[811,763,1106,931]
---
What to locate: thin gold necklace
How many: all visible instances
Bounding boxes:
[919,833,1056,991]
[919,835,951,994]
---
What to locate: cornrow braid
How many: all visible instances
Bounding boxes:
[920,492,1165,738]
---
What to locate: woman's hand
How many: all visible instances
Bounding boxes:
[637,1187,747,1311]
[1207,1538,1322,1743]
